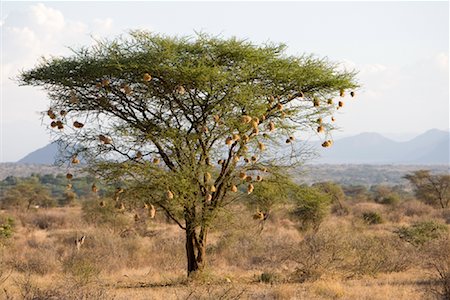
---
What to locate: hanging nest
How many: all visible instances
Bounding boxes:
[148,204,156,218]
[66,173,73,180]
[56,121,64,129]
[99,135,112,144]
[123,85,132,95]
[66,183,72,190]
[153,158,160,164]
[73,121,84,129]
[47,110,56,119]
[286,138,291,144]
[252,128,259,135]
[313,98,320,107]
[135,151,143,159]
[201,126,209,133]
[102,79,110,87]
[239,172,247,180]
[241,145,249,152]
[327,99,333,105]
[99,201,105,207]
[69,92,79,104]
[338,101,344,107]
[317,118,322,124]
[233,156,240,163]
[244,157,250,164]
[331,116,336,122]
[242,134,250,143]
[260,167,268,173]
[232,134,240,141]
[241,115,252,124]
[210,185,217,193]
[71,156,80,164]
[167,190,174,200]
[213,115,220,123]
[251,156,257,162]
[205,172,212,181]
[269,95,275,104]
[91,184,98,193]
[95,82,102,89]
[176,85,186,95]
[252,117,260,124]
[350,91,355,97]
[206,194,212,202]
[256,175,263,182]
[253,211,264,220]
[298,91,305,98]
[225,137,233,145]
[251,120,259,130]
[60,110,67,117]
[321,141,331,148]
[317,126,324,133]
[281,112,286,119]
[143,73,152,82]
[277,103,283,111]
[261,115,266,121]
[247,184,254,194]
[289,136,295,141]
[268,121,275,132]
[340,89,345,97]
[50,121,57,128]
[258,142,265,151]
[245,176,253,182]
[231,185,238,192]
[218,159,224,165]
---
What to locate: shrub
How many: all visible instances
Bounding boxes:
[362,211,383,224]
[395,220,448,246]
[291,186,331,230]
[0,217,14,241]
[422,236,450,300]
[259,271,280,284]
[82,198,130,231]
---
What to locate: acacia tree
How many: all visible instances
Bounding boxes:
[19,32,358,275]
[404,170,450,209]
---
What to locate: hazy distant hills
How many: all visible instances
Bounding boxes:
[314,129,449,165]
[16,129,450,165]
[18,142,60,165]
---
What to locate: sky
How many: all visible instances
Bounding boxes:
[1,1,449,162]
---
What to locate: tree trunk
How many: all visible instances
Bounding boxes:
[185,221,208,276]
[185,228,199,275]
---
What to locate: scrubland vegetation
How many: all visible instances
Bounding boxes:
[0,171,449,299]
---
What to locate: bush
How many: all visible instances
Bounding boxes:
[259,271,281,284]
[395,220,448,246]
[291,186,331,230]
[362,211,383,225]
[0,217,14,241]
[82,198,130,231]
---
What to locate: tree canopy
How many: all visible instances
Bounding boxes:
[19,31,358,275]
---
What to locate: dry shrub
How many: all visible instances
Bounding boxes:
[291,221,414,282]
[312,280,345,299]
[399,200,434,217]
[422,235,450,300]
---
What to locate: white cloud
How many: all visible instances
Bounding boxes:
[93,18,113,32]
[30,3,65,32]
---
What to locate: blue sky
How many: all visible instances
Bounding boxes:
[1,1,449,162]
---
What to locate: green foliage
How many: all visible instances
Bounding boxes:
[362,211,383,225]
[404,170,450,208]
[1,178,55,210]
[82,198,130,230]
[291,186,332,230]
[0,217,14,241]
[395,220,448,246]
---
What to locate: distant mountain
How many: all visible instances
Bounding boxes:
[315,129,449,165]
[16,129,450,165]
[17,142,60,165]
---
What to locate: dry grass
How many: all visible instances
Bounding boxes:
[0,200,448,299]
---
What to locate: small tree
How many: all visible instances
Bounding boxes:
[1,179,55,210]
[291,185,332,230]
[19,32,358,275]
[404,170,450,209]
